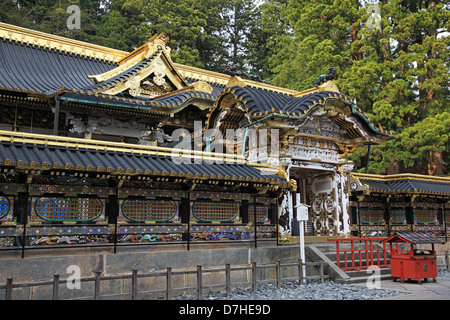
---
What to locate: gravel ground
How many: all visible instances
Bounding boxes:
[438,269,450,279]
[175,280,406,300]
[175,269,450,301]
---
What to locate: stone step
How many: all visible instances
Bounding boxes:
[308,243,395,284]
[332,261,391,271]
[344,267,392,278]
[336,273,393,284]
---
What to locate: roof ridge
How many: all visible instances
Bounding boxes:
[350,173,450,183]
[0,22,125,63]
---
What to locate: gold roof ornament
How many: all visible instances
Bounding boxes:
[0,22,127,62]
[85,33,190,99]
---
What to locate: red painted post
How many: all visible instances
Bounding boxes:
[351,239,355,269]
[417,261,422,285]
[336,241,340,270]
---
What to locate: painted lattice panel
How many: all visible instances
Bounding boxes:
[248,204,268,223]
[0,196,10,219]
[33,197,103,222]
[414,208,437,224]
[359,208,384,224]
[390,208,406,224]
[121,199,178,222]
[192,201,238,222]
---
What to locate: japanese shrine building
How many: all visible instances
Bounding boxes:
[0,22,447,255]
[349,173,450,241]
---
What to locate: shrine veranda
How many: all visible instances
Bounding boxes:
[0,22,448,259]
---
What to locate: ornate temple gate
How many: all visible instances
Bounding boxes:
[278,161,352,240]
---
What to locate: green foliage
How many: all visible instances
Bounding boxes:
[0,0,448,175]
[259,0,448,175]
[0,0,104,42]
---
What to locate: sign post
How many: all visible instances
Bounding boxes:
[295,202,309,283]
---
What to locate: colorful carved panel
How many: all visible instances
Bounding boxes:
[189,225,276,241]
[0,196,16,247]
[29,185,113,196]
[311,192,336,236]
[0,183,27,195]
[119,188,187,198]
[191,191,249,201]
[117,225,184,243]
[360,225,388,236]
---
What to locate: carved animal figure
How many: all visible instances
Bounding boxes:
[30,236,58,245]
[140,234,157,242]
[279,209,290,232]
[313,67,336,87]
[224,66,271,84]
[118,234,140,242]
[56,236,79,244]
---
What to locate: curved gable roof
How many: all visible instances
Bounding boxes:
[207,85,395,139]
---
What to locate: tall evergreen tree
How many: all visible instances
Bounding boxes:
[258,0,448,175]
[220,0,255,71]
[2,0,447,175]
[342,0,449,175]
[98,0,228,70]
[0,0,104,42]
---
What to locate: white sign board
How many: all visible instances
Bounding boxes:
[296,204,309,221]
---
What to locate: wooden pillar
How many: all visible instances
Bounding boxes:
[180,192,191,250]
[253,195,257,249]
[16,192,29,258]
[241,200,249,224]
[107,195,119,253]
[53,97,60,136]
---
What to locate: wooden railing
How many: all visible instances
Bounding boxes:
[1,259,328,300]
[327,237,395,271]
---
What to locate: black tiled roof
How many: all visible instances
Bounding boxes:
[382,231,444,244]
[0,38,225,102]
[212,86,394,138]
[0,140,284,183]
[226,85,350,115]
[0,38,115,95]
[61,89,216,110]
[226,86,292,114]
[359,178,450,194]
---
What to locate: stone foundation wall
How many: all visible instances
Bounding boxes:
[0,245,309,299]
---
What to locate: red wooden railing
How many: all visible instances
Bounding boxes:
[327,238,397,271]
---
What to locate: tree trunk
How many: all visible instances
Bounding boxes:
[427,151,444,176]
